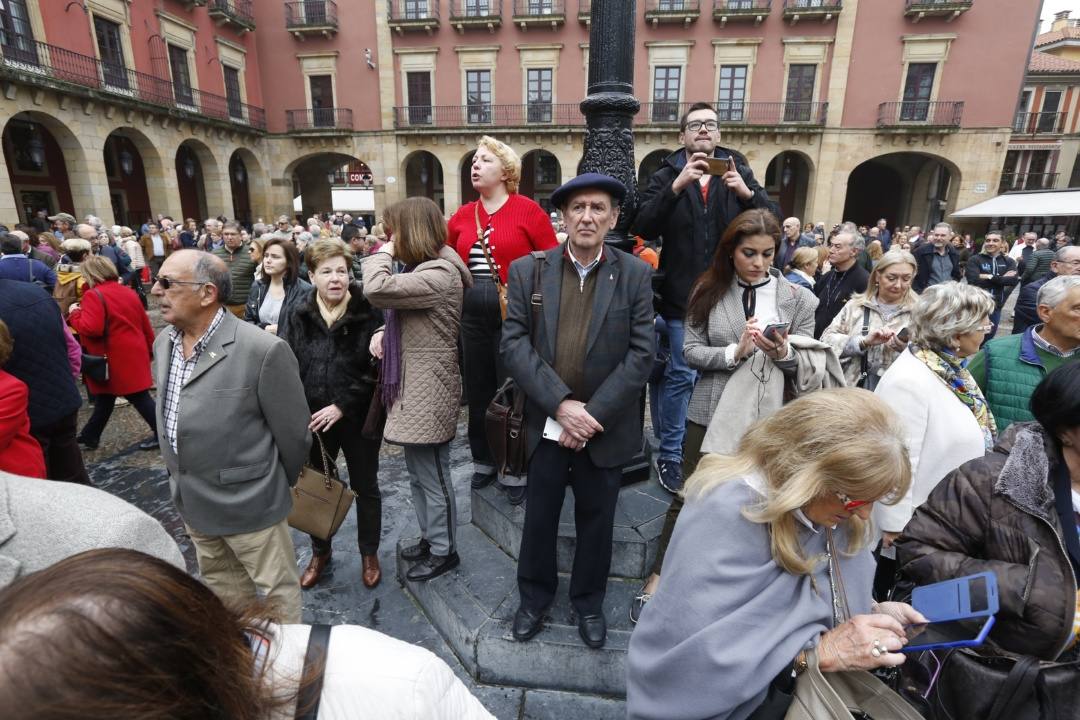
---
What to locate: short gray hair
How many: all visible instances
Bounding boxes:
[933,222,952,233]
[192,252,231,306]
[1036,238,1051,250]
[910,281,995,350]
[1055,245,1080,262]
[1037,275,1080,309]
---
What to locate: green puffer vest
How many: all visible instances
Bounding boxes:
[982,332,1071,430]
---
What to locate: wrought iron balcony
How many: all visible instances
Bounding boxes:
[285,107,354,132]
[285,1,339,37]
[998,172,1059,193]
[644,0,701,25]
[449,0,503,31]
[782,0,840,23]
[0,38,265,130]
[512,0,565,28]
[713,0,770,24]
[641,100,829,126]
[904,0,972,22]
[182,0,208,8]
[208,0,255,32]
[1012,111,1066,135]
[876,100,964,128]
[388,0,440,33]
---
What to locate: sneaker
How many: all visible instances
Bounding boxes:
[630,586,653,624]
[506,484,527,506]
[115,397,130,407]
[656,458,684,493]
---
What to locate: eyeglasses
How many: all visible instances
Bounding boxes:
[155,276,206,290]
[684,120,719,133]
[976,324,994,334]
[835,491,871,512]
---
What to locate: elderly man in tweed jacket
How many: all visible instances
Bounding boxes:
[501,173,654,650]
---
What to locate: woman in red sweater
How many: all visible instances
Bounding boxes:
[67,256,158,452]
[447,136,558,504]
[0,320,45,478]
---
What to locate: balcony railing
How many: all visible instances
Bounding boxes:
[999,172,1059,193]
[645,0,701,24]
[388,0,440,32]
[713,0,771,23]
[392,101,829,128]
[512,0,566,27]
[450,0,503,29]
[285,1,339,35]
[0,38,265,129]
[286,107,354,131]
[876,100,963,128]
[1012,111,1066,135]
[208,0,255,31]
[782,0,841,22]
[904,0,973,21]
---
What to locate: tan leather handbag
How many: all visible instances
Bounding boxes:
[785,648,924,720]
[287,432,355,541]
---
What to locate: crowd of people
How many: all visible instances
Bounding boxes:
[0,99,1078,718]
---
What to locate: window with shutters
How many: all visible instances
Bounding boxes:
[784,64,815,121]
[717,65,746,121]
[901,62,935,121]
[407,71,432,125]
[0,0,37,66]
[652,66,681,122]
[223,66,243,120]
[94,16,128,90]
[168,44,194,106]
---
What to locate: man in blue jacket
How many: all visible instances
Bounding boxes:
[1014,245,1080,334]
[0,232,55,292]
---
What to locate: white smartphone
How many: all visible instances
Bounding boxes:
[542,416,564,442]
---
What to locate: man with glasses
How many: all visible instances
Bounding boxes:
[151,249,310,622]
[813,230,869,338]
[211,222,255,317]
[633,101,778,494]
[1013,245,1080,334]
[913,222,962,293]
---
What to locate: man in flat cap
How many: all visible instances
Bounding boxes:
[501,173,654,649]
[48,213,76,240]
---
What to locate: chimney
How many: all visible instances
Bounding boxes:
[1052,10,1071,32]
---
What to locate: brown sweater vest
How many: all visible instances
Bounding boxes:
[553,257,598,401]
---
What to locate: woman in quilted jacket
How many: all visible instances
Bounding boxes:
[364,197,472,585]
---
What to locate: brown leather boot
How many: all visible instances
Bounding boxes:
[362,553,381,588]
[300,552,331,589]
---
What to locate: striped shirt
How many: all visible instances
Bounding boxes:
[468,238,493,278]
[163,308,225,453]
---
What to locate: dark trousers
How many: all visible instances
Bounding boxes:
[461,277,504,477]
[78,389,156,444]
[650,421,707,576]
[147,255,165,280]
[517,440,622,616]
[30,410,90,485]
[309,416,382,557]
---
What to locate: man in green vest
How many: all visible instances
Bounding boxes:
[969,275,1080,430]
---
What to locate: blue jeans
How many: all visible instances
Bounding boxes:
[651,317,697,462]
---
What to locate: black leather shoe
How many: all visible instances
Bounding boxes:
[506,484,527,506]
[76,435,99,450]
[138,437,159,451]
[400,538,431,562]
[578,613,607,649]
[512,605,546,642]
[471,472,496,490]
[406,551,460,582]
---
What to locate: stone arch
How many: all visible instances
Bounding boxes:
[282,151,373,223]
[402,150,445,213]
[765,149,815,222]
[1,110,91,222]
[637,149,671,193]
[227,147,267,226]
[103,126,166,228]
[842,151,962,230]
[520,149,561,213]
[175,138,221,222]
[459,150,478,206]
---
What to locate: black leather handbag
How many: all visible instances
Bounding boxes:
[81,289,110,384]
[485,251,545,477]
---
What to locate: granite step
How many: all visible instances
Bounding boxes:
[396,523,641,697]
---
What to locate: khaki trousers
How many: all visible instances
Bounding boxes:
[186,518,303,623]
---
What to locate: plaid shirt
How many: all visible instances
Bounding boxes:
[163,308,226,453]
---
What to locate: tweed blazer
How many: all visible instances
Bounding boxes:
[500,244,654,469]
[152,311,311,537]
[684,269,817,427]
[0,470,185,589]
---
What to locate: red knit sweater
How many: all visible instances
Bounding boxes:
[447,193,558,284]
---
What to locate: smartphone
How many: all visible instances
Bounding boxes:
[763,321,790,342]
[896,327,910,343]
[912,571,999,622]
[901,615,996,653]
[703,157,729,176]
[542,416,564,442]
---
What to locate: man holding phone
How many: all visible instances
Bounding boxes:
[633,101,779,493]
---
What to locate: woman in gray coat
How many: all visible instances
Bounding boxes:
[363,197,472,584]
[627,389,925,720]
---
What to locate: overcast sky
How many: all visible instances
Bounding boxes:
[1041,0,1079,31]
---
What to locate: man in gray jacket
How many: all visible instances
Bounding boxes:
[151,250,310,622]
[502,173,654,649]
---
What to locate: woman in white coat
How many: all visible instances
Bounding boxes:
[873,281,997,548]
[0,548,495,720]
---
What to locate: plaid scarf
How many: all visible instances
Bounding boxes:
[910,343,996,450]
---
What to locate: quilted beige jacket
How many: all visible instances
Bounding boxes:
[362,247,471,445]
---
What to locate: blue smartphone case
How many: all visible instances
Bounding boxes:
[911,571,999,622]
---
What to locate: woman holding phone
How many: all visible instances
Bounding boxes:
[630,208,818,623]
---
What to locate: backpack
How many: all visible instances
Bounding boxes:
[53,265,81,314]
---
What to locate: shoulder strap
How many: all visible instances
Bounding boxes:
[474,203,504,290]
[294,624,332,720]
[985,655,1040,720]
[528,250,546,351]
[93,288,109,340]
[859,305,871,382]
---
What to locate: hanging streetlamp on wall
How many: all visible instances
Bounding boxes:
[183,155,196,179]
[27,126,45,170]
[234,162,245,184]
[119,149,134,176]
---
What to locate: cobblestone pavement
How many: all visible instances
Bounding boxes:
[79,298,628,720]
